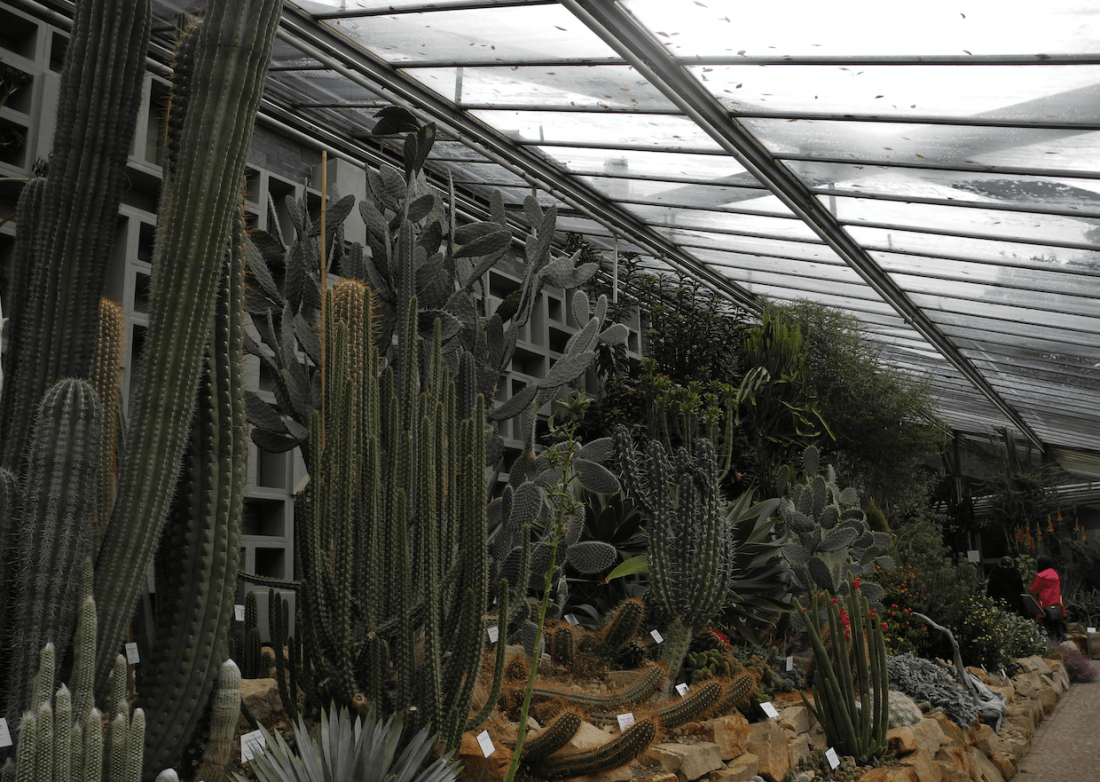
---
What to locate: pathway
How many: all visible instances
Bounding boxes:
[1016,677,1100,780]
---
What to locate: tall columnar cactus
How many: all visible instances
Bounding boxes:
[89,298,125,556]
[612,428,730,676]
[94,0,281,694]
[777,445,892,613]
[193,661,241,782]
[0,0,149,471]
[1,379,101,723]
[795,576,889,764]
[138,215,248,779]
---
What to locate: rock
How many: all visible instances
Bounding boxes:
[571,763,634,782]
[457,730,512,782]
[934,746,971,782]
[898,748,942,782]
[987,685,1014,705]
[808,721,827,751]
[1037,685,1059,716]
[990,752,1016,779]
[857,767,919,782]
[239,678,282,730]
[606,669,645,688]
[746,721,791,782]
[928,714,969,749]
[641,742,723,782]
[910,718,946,754]
[1011,675,1035,699]
[787,733,812,768]
[887,726,917,756]
[778,705,815,735]
[698,714,751,761]
[1025,656,1051,675]
[1089,631,1100,659]
[638,773,679,782]
[550,721,612,757]
[968,724,1000,758]
[965,746,1005,782]
[716,753,760,782]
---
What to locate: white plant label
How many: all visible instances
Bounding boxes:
[649,629,663,644]
[1089,627,1097,634]
[825,747,840,769]
[967,549,980,563]
[235,605,245,622]
[786,655,794,671]
[1000,668,1007,678]
[565,613,580,625]
[486,625,499,644]
[125,642,140,664]
[616,712,635,731]
[241,730,265,762]
[0,718,11,748]
[760,701,780,719]
[675,683,689,697]
[476,730,495,758]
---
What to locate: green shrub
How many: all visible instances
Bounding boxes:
[955,597,1045,673]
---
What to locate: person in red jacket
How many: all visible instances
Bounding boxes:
[1029,555,1066,641]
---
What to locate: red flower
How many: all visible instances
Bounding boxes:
[881,622,888,630]
[853,578,862,590]
[831,598,839,605]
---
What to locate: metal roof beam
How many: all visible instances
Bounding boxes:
[559,0,1047,452]
[276,4,758,310]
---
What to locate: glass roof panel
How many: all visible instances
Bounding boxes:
[579,177,798,215]
[713,269,880,303]
[322,6,618,64]
[910,292,1100,332]
[295,0,545,11]
[625,204,818,239]
[871,252,1100,298]
[691,247,845,274]
[692,65,1100,123]
[267,69,385,105]
[731,284,897,317]
[622,0,1100,57]
[848,226,1100,271]
[536,146,748,181]
[948,324,1100,360]
[472,110,721,150]
[890,274,1099,320]
[929,309,1099,346]
[433,161,530,187]
[403,65,674,110]
[825,196,1100,246]
[959,346,1100,386]
[656,228,841,262]
[788,161,1100,214]
[746,119,1100,174]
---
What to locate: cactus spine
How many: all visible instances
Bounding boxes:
[531,663,664,712]
[90,298,124,557]
[796,575,889,764]
[93,0,281,697]
[536,716,657,778]
[652,679,723,729]
[138,201,248,779]
[0,0,149,471]
[520,707,582,765]
[713,671,758,715]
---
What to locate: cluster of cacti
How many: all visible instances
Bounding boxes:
[682,649,736,685]
[534,716,657,779]
[795,575,889,764]
[231,593,264,680]
[777,446,893,614]
[612,429,735,676]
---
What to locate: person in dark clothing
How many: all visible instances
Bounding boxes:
[986,555,1026,617]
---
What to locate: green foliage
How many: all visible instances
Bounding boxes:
[871,562,929,657]
[241,704,459,782]
[770,300,945,516]
[796,576,889,765]
[955,597,1046,672]
[983,428,1062,549]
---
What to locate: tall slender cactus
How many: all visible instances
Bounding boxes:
[93,0,281,693]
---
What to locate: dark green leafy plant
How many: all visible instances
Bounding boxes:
[241,704,459,782]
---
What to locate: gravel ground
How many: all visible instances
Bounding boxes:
[1017,678,1100,780]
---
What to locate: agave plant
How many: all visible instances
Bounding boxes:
[240,704,459,782]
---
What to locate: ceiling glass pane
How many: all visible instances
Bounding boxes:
[536,146,748,181]
[294,0,544,11]
[747,119,1100,174]
[789,161,1100,215]
[472,110,721,150]
[692,248,845,274]
[622,0,1100,57]
[691,65,1100,123]
[434,161,529,187]
[848,226,1100,271]
[656,228,840,262]
[268,69,384,105]
[959,346,1100,386]
[872,252,1100,298]
[825,196,1100,246]
[403,65,674,110]
[323,6,617,64]
[710,268,874,302]
[733,284,897,317]
[892,273,1100,319]
[946,324,1100,360]
[429,141,490,161]
[579,177,795,214]
[625,204,817,239]
[495,187,568,208]
[926,305,1100,339]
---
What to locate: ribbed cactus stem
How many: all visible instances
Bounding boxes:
[32,703,52,782]
[3,379,100,722]
[531,663,664,711]
[83,709,103,782]
[70,595,97,729]
[54,686,72,782]
[90,298,125,556]
[14,712,35,782]
[194,661,240,782]
[535,716,657,777]
[652,679,723,729]
[520,707,582,764]
[0,0,149,471]
[94,0,282,693]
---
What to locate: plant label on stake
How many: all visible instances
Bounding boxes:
[825,748,840,769]
[564,613,580,625]
[675,683,689,697]
[760,701,779,719]
[616,713,635,731]
[235,604,245,622]
[487,625,499,644]
[786,655,794,671]
[241,730,265,762]
[476,730,495,758]
[1089,627,1097,634]
[0,718,11,748]
[650,629,663,644]
[967,550,980,563]
[125,642,140,664]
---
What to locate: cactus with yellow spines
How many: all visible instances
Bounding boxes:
[89,298,124,556]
